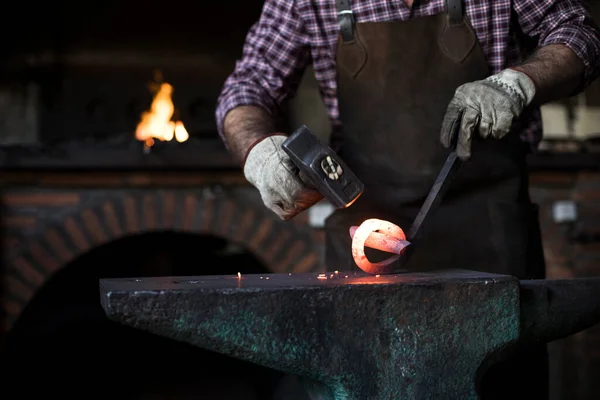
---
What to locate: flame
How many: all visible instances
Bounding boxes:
[135,82,189,146]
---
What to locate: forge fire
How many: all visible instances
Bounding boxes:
[135,77,189,150]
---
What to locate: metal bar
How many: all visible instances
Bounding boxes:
[407,151,462,241]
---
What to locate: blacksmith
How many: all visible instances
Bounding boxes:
[216,0,600,398]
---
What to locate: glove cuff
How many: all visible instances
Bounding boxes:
[487,68,537,107]
[242,133,288,168]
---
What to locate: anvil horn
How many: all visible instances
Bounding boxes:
[519,277,600,346]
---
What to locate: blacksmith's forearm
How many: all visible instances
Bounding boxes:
[222,106,277,165]
[513,44,585,105]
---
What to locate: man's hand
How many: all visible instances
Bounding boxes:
[244,135,323,220]
[440,69,536,160]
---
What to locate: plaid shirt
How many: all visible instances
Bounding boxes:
[216,0,600,147]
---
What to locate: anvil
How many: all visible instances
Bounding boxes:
[100,270,600,399]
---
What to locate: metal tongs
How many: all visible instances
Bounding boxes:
[350,119,463,274]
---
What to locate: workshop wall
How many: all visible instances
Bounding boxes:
[530,172,600,400]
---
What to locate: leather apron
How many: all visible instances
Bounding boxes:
[324,0,549,398]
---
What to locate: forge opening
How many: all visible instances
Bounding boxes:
[3,231,284,399]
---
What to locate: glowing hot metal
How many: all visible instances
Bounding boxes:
[349,225,411,255]
[350,219,410,275]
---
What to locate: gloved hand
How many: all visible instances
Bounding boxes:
[440,68,536,160]
[244,135,323,220]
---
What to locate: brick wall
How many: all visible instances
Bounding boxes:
[0,171,326,343]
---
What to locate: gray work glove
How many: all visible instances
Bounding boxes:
[244,135,323,220]
[440,68,536,160]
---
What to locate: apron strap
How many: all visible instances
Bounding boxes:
[446,0,464,25]
[336,0,355,43]
[337,0,464,42]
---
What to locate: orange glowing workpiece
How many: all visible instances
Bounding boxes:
[350,219,409,274]
[349,226,410,255]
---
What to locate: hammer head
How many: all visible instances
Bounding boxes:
[282,125,364,209]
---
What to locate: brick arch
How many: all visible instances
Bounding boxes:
[1,191,324,332]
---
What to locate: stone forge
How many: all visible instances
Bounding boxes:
[100,270,600,399]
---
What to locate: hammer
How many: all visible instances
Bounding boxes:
[281,125,364,209]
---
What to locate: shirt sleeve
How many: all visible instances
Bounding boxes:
[215,0,311,139]
[513,0,600,90]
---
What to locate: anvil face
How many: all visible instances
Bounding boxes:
[101,270,520,400]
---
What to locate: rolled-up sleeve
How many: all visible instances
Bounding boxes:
[514,0,600,89]
[215,0,311,138]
